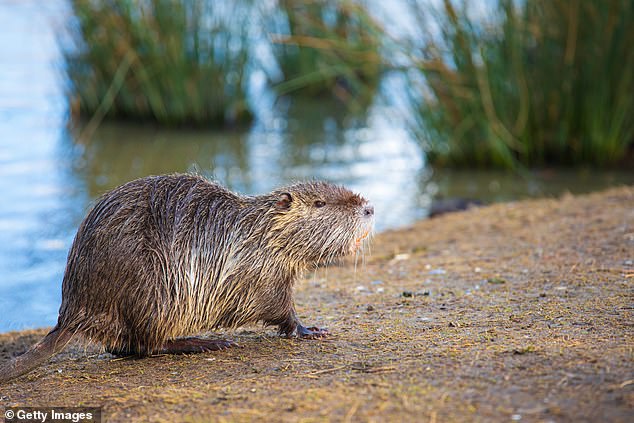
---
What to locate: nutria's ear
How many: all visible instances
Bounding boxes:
[275,192,292,210]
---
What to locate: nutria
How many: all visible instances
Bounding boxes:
[0,174,374,383]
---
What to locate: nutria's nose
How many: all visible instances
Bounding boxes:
[363,205,374,217]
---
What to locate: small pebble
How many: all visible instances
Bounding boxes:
[402,291,413,297]
[429,268,446,275]
[366,305,374,311]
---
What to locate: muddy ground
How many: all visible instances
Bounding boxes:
[1,187,633,422]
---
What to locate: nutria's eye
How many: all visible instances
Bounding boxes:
[314,200,326,208]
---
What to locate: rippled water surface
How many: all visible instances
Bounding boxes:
[0,2,632,332]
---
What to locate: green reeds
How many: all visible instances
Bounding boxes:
[65,0,253,127]
[65,0,383,127]
[408,0,634,168]
[65,0,633,168]
[269,0,384,100]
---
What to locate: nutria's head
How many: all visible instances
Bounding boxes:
[266,181,374,266]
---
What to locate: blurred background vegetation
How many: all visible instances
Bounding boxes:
[268,0,383,101]
[64,0,634,169]
[407,0,634,169]
[66,0,254,126]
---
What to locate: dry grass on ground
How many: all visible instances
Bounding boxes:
[1,187,633,422]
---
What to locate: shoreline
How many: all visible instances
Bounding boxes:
[2,186,633,422]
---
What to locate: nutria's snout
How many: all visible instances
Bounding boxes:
[358,202,375,234]
[350,200,374,256]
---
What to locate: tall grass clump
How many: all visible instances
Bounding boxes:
[268,0,384,100]
[65,0,253,127]
[408,0,634,168]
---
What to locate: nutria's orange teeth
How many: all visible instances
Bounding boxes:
[354,230,370,244]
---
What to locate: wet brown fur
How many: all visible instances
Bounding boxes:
[0,174,373,382]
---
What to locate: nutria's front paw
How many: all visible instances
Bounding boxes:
[297,325,329,339]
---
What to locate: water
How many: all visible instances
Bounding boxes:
[0,1,632,332]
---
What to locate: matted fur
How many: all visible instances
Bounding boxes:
[0,174,373,382]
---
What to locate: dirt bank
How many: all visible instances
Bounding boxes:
[1,186,633,422]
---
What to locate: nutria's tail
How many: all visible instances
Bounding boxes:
[0,326,74,384]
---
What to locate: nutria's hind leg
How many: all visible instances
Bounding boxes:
[157,337,238,354]
[107,338,238,356]
[106,346,138,357]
